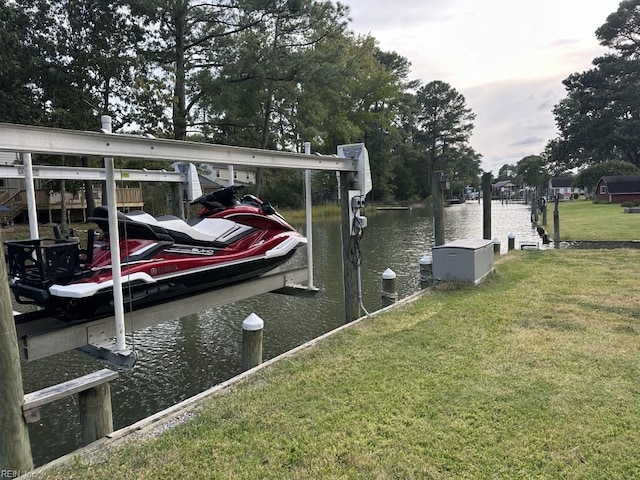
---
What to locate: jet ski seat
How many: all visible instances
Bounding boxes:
[90,207,174,242]
[92,207,253,247]
[154,215,236,244]
[124,211,162,226]
[126,213,253,247]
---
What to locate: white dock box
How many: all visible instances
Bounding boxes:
[432,239,494,284]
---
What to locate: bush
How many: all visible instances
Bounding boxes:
[621,200,640,208]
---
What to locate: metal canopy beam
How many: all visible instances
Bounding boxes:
[0,123,357,172]
[17,267,309,361]
[0,165,185,182]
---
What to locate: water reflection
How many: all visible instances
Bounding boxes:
[21,201,542,465]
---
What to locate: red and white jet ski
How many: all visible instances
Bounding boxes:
[6,185,306,320]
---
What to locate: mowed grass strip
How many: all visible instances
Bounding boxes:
[556,200,640,241]
[42,250,640,479]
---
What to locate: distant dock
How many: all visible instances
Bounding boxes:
[372,201,412,211]
[375,205,410,211]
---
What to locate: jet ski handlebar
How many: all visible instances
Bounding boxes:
[190,185,245,208]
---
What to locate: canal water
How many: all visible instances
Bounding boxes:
[20,200,544,465]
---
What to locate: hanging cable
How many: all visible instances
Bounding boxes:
[347,194,370,317]
[347,194,366,268]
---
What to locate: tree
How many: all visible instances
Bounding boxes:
[0,3,44,124]
[548,1,640,171]
[194,0,350,194]
[516,155,548,191]
[595,0,640,59]
[574,160,640,195]
[445,145,482,198]
[497,163,517,181]
[130,0,261,140]
[415,81,476,197]
[14,0,152,225]
[17,0,149,130]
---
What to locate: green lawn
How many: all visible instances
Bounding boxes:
[555,200,640,241]
[38,249,640,479]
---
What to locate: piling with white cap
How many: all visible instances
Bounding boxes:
[241,313,264,371]
[493,236,501,255]
[419,255,432,288]
[508,232,516,251]
[381,268,398,308]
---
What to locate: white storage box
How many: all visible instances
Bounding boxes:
[432,239,494,284]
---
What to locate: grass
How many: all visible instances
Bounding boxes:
[280,203,382,223]
[38,249,640,479]
[555,200,640,241]
[278,203,342,223]
[0,223,92,242]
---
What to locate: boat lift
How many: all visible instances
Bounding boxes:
[0,119,371,366]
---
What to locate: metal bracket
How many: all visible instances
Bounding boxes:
[272,284,324,298]
[76,343,138,370]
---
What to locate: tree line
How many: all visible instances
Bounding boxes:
[0,0,482,208]
[499,0,640,195]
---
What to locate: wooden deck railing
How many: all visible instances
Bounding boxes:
[2,188,143,208]
[0,187,143,221]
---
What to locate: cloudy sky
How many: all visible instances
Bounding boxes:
[343,0,622,174]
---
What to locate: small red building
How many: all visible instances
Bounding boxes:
[595,175,640,203]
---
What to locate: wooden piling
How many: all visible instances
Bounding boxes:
[0,231,33,472]
[433,171,445,246]
[79,384,114,446]
[508,232,515,251]
[554,196,560,248]
[241,313,264,371]
[339,171,360,322]
[23,368,119,451]
[381,269,398,308]
[482,172,492,240]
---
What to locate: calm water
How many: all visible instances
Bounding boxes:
[20,200,544,465]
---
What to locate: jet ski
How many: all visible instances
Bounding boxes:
[6,185,306,320]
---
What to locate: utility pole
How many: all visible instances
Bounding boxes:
[0,229,33,473]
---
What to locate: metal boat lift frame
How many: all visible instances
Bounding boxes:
[0,119,369,364]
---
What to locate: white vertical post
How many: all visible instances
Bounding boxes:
[493,236,501,255]
[20,153,39,240]
[304,142,314,289]
[241,313,264,371]
[101,116,127,351]
[381,268,398,308]
[227,165,234,187]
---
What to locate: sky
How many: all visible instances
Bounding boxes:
[344,0,623,175]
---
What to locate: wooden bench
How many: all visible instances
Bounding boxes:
[23,368,119,445]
